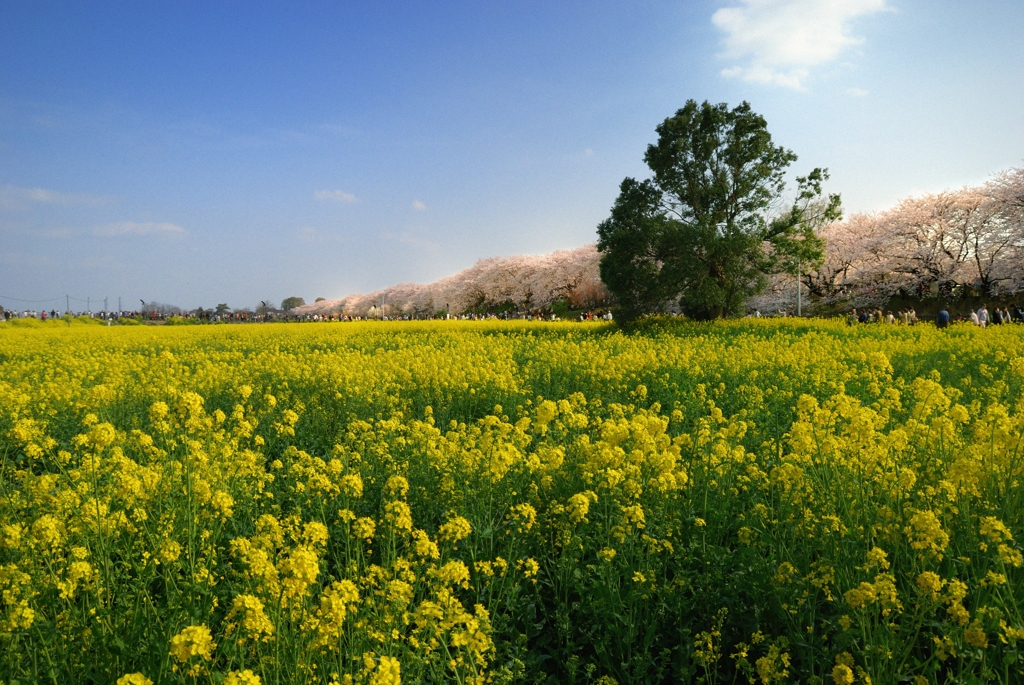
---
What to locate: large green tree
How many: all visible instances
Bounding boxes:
[597,100,841,321]
[281,296,306,311]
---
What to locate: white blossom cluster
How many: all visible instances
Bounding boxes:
[751,166,1024,312]
[295,245,610,318]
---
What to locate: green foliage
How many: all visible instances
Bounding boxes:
[281,296,306,311]
[598,100,841,321]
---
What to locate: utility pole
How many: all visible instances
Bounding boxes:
[87,297,90,314]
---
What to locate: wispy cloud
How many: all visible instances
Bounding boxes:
[380,229,438,252]
[846,86,869,96]
[92,221,185,237]
[0,184,113,210]
[412,200,427,212]
[713,0,889,89]
[314,189,358,203]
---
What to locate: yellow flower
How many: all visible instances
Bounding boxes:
[831,664,854,685]
[159,539,181,563]
[566,493,592,524]
[116,673,153,685]
[598,548,617,562]
[228,594,274,640]
[439,515,473,543]
[211,490,235,519]
[508,504,536,533]
[412,530,439,559]
[169,625,216,663]
[755,643,790,684]
[535,400,558,427]
[280,547,320,603]
[31,514,63,548]
[435,560,471,589]
[998,544,1023,567]
[915,571,944,600]
[964,620,988,649]
[384,501,413,533]
[774,562,798,585]
[384,475,409,499]
[315,580,360,648]
[979,516,1013,543]
[352,517,376,541]
[340,473,364,498]
[368,655,401,685]
[907,510,949,558]
[225,669,262,685]
[865,547,890,571]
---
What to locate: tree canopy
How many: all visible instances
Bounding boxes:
[597,100,841,321]
[281,297,306,311]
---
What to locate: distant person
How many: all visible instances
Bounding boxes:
[977,305,989,328]
[970,310,980,326]
[937,307,950,329]
[847,308,858,325]
[886,310,895,324]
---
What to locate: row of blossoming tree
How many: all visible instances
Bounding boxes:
[296,166,1024,319]
[752,166,1024,312]
[295,245,611,319]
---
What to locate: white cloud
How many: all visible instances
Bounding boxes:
[93,221,185,237]
[412,200,427,212]
[846,86,869,96]
[314,189,358,203]
[712,0,889,89]
[0,184,112,210]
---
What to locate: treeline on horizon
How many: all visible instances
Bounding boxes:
[296,165,1024,319]
[23,165,1017,323]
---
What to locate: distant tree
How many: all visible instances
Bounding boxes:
[597,100,840,321]
[281,297,305,311]
[315,297,326,302]
[215,303,230,316]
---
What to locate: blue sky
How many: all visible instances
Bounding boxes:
[2,0,1022,311]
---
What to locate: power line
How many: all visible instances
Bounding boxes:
[0,294,67,304]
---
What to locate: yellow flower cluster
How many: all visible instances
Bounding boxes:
[1,318,1023,683]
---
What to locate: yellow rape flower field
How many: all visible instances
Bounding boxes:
[1,318,1023,684]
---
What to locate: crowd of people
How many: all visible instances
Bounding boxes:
[934,304,1023,328]
[847,307,921,325]
[4,301,1023,328]
[844,304,1024,328]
